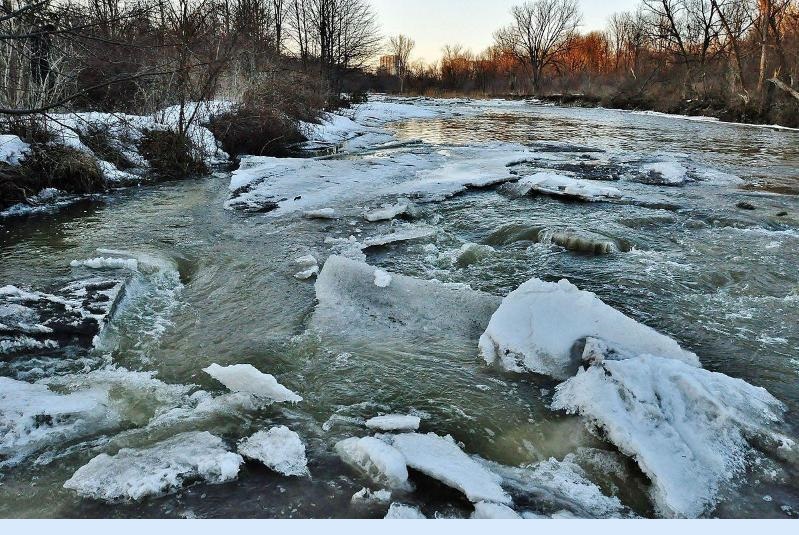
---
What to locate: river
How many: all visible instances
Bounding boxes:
[1,97,798,518]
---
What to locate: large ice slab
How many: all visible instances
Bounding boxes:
[312,256,500,342]
[552,355,790,518]
[479,278,699,379]
[238,426,309,477]
[63,431,243,502]
[335,436,410,489]
[203,363,302,403]
[516,172,622,202]
[387,432,511,505]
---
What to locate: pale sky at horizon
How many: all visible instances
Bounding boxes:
[370,0,642,63]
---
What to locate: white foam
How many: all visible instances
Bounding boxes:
[479,278,699,379]
[238,426,309,477]
[203,363,302,403]
[387,432,511,505]
[70,257,139,270]
[385,503,426,519]
[365,415,421,432]
[64,431,243,502]
[335,436,410,489]
[552,355,790,518]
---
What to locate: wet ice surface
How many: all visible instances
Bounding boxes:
[1,96,798,518]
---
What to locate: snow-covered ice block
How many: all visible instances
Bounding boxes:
[238,426,309,477]
[294,265,320,280]
[479,278,699,379]
[335,436,410,489]
[70,257,139,271]
[639,162,689,185]
[385,503,426,519]
[471,502,521,519]
[387,433,511,505]
[203,363,302,403]
[552,355,790,518]
[365,415,421,432]
[303,208,338,219]
[373,269,392,288]
[63,431,243,502]
[312,256,500,342]
[361,225,436,249]
[517,173,622,201]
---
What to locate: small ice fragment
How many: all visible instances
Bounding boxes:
[70,257,139,271]
[373,269,392,288]
[238,426,309,477]
[385,503,426,519]
[203,363,302,403]
[303,208,338,219]
[471,502,521,519]
[335,436,410,489]
[294,265,320,280]
[365,202,409,222]
[295,255,318,268]
[365,414,420,432]
[351,487,392,505]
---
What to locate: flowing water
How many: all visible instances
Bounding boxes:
[1,98,798,518]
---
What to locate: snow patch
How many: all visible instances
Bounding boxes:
[0,134,30,165]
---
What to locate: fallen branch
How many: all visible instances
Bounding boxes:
[768,78,799,103]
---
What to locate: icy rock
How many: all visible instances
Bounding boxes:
[203,363,302,403]
[312,256,500,342]
[63,431,243,502]
[454,243,495,268]
[471,502,521,519]
[365,202,410,222]
[552,355,790,518]
[387,433,511,505]
[479,278,699,379]
[335,436,410,489]
[294,265,320,280]
[385,503,426,519]
[352,487,392,505]
[517,173,622,201]
[365,414,421,432]
[373,269,392,288]
[639,162,689,186]
[238,426,309,477]
[303,208,338,219]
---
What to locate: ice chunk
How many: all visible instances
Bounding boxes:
[0,134,30,165]
[238,426,309,477]
[294,265,320,280]
[517,173,622,201]
[63,431,243,502]
[454,243,495,268]
[352,487,392,505]
[361,225,437,249]
[365,202,410,222]
[481,456,630,519]
[387,433,511,505]
[203,363,302,403]
[365,415,421,432]
[479,278,699,379]
[373,269,392,288]
[303,208,338,219]
[385,503,426,519]
[295,255,318,268]
[552,355,790,518]
[471,502,521,519]
[312,256,500,342]
[335,436,410,489]
[640,162,689,185]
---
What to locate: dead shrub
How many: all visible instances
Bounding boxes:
[138,129,209,180]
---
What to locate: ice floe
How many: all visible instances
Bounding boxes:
[365,415,421,432]
[351,487,392,505]
[364,202,411,222]
[479,278,699,379]
[303,208,338,219]
[385,503,426,519]
[386,432,511,505]
[335,436,410,489]
[471,501,521,519]
[516,172,623,202]
[312,256,500,342]
[203,363,302,403]
[63,431,242,502]
[238,426,309,477]
[552,355,791,518]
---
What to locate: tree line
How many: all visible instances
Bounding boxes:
[377,0,799,125]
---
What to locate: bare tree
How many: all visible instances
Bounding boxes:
[387,34,414,93]
[495,0,582,91]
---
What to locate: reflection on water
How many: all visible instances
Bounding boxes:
[1,100,798,518]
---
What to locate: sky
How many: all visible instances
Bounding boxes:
[369,0,642,63]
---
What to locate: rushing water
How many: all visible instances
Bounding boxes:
[1,99,798,519]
